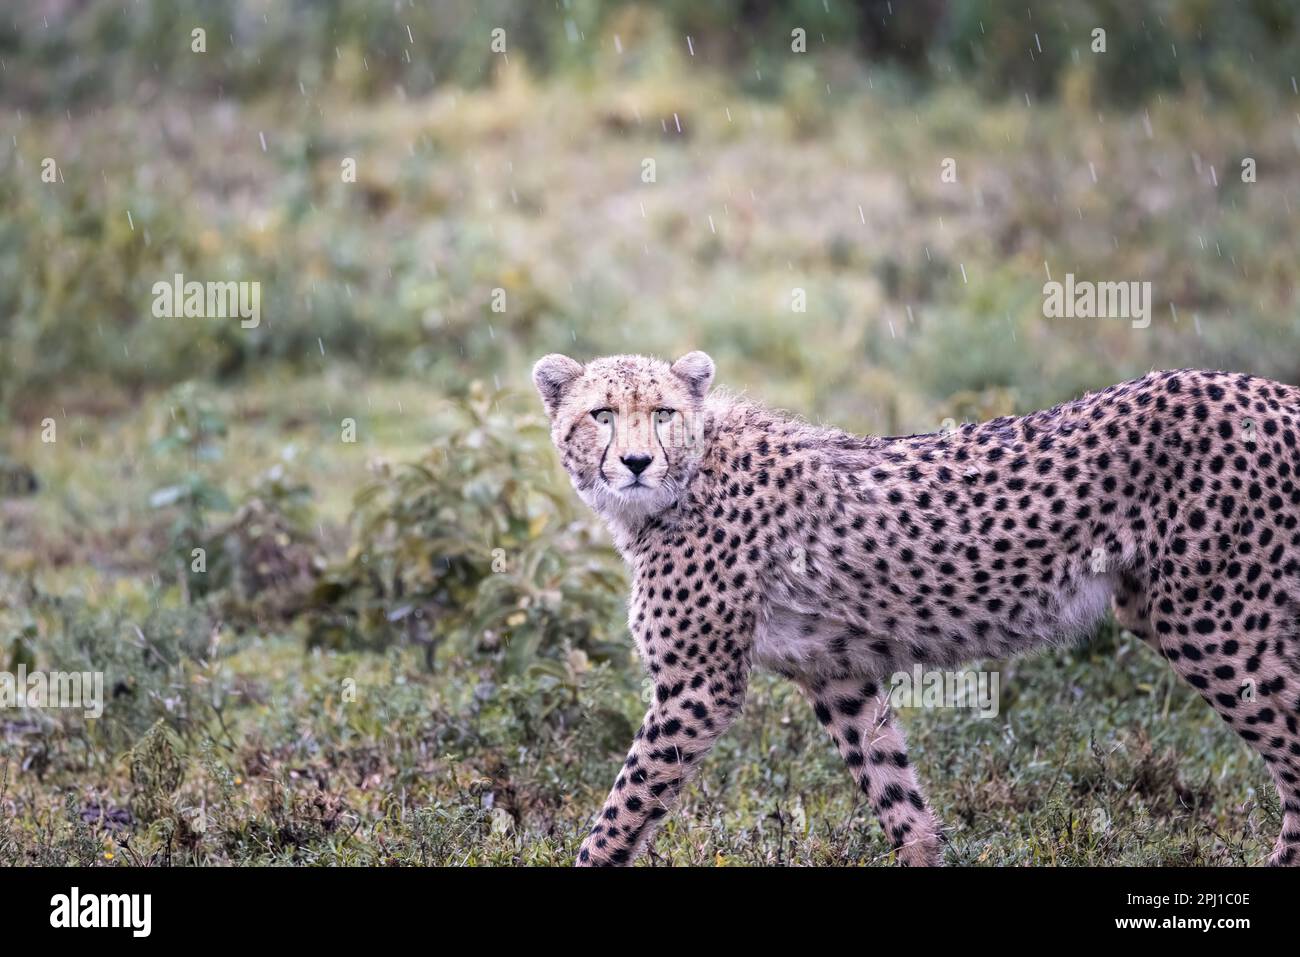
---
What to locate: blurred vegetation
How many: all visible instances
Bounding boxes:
[1,0,1297,864]
[3,0,1298,108]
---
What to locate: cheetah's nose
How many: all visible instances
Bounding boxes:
[621,453,653,476]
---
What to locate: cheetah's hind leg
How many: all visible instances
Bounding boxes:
[1115,568,1300,865]
[1147,601,1300,866]
[799,675,945,866]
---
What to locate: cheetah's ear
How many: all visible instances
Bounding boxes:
[532,354,584,417]
[670,351,715,400]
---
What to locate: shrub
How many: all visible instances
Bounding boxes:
[142,385,324,623]
[306,385,625,674]
[26,591,225,755]
[192,465,323,625]
[129,720,185,826]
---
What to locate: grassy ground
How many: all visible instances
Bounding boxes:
[0,334,1282,866]
[2,572,1279,865]
[3,18,1299,864]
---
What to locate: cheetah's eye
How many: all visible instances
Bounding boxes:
[591,409,615,426]
[653,409,676,425]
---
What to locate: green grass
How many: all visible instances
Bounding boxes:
[0,614,1277,866]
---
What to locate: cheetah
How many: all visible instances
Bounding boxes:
[533,351,1300,866]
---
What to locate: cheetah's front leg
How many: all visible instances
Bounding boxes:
[576,662,750,866]
[799,676,945,866]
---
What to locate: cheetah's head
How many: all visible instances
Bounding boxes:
[532,351,714,525]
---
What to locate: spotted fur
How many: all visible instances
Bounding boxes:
[533,352,1300,867]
